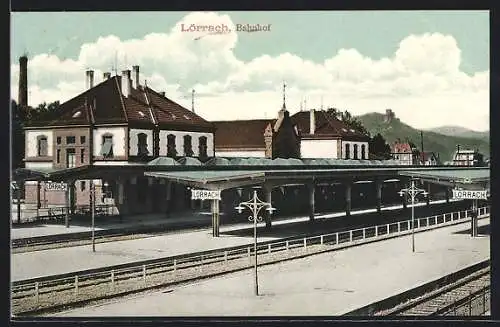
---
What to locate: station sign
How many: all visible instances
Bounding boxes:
[452,189,488,200]
[191,189,221,200]
[46,182,68,192]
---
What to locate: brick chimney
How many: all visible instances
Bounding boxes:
[18,56,28,108]
[310,109,315,134]
[85,70,94,90]
[121,70,131,97]
[103,72,111,80]
[132,65,140,88]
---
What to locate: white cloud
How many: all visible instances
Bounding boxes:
[10,12,489,131]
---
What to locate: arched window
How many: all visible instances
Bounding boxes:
[353,144,359,159]
[361,144,366,160]
[167,134,177,157]
[183,135,193,157]
[345,143,350,159]
[137,133,149,156]
[100,134,114,157]
[37,135,48,157]
[198,136,208,159]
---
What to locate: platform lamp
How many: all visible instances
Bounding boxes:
[90,180,105,252]
[235,190,276,296]
[398,179,428,253]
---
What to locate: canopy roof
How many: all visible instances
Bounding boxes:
[398,168,490,189]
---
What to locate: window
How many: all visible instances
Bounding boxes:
[137,133,149,156]
[353,144,358,159]
[80,149,85,164]
[345,143,350,159]
[66,148,76,168]
[37,135,48,156]
[167,134,177,157]
[100,134,114,157]
[80,136,86,144]
[80,181,86,191]
[66,136,76,144]
[56,137,61,145]
[56,149,61,163]
[361,144,366,159]
[183,135,193,157]
[198,136,208,159]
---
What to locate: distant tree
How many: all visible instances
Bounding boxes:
[11,100,25,169]
[325,107,370,136]
[369,133,392,159]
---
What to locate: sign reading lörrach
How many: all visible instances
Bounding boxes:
[191,189,221,200]
[452,189,488,200]
[46,182,68,191]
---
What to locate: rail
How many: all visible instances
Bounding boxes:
[440,285,490,316]
[11,206,490,314]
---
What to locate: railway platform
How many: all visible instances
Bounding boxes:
[11,200,478,283]
[50,217,490,317]
[11,199,458,240]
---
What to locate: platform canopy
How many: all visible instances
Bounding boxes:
[398,168,490,190]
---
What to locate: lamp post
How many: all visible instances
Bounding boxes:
[398,179,428,252]
[235,190,276,296]
[90,180,96,252]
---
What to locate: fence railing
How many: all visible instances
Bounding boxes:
[11,206,490,310]
[11,204,115,224]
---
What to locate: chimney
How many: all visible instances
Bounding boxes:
[18,56,28,108]
[85,70,94,90]
[103,72,111,80]
[132,65,140,88]
[121,70,131,97]
[159,91,165,97]
[310,109,316,134]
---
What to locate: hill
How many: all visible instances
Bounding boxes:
[356,113,490,162]
[426,126,490,139]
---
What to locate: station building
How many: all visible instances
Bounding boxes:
[23,64,216,214]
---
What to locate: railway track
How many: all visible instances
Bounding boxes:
[387,266,490,316]
[351,260,491,317]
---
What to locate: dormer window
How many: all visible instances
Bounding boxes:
[138,111,146,118]
[350,129,355,133]
[172,114,177,119]
[183,115,191,120]
[72,111,82,118]
[137,133,149,156]
[342,128,348,132]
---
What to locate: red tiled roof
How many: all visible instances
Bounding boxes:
[26,75,214,131]
[392,142,413,153]
[290,110,369,140]
[213,119,273,149]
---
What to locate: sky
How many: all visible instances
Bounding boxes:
[10,11,490,131]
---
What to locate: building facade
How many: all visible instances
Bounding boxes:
[452,148,484,166]
[391,140,419,165]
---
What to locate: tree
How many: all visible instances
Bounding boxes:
[10,99,61,169]
[325,107,370,136]
[11,100,25,169]
[369,133,392,160]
